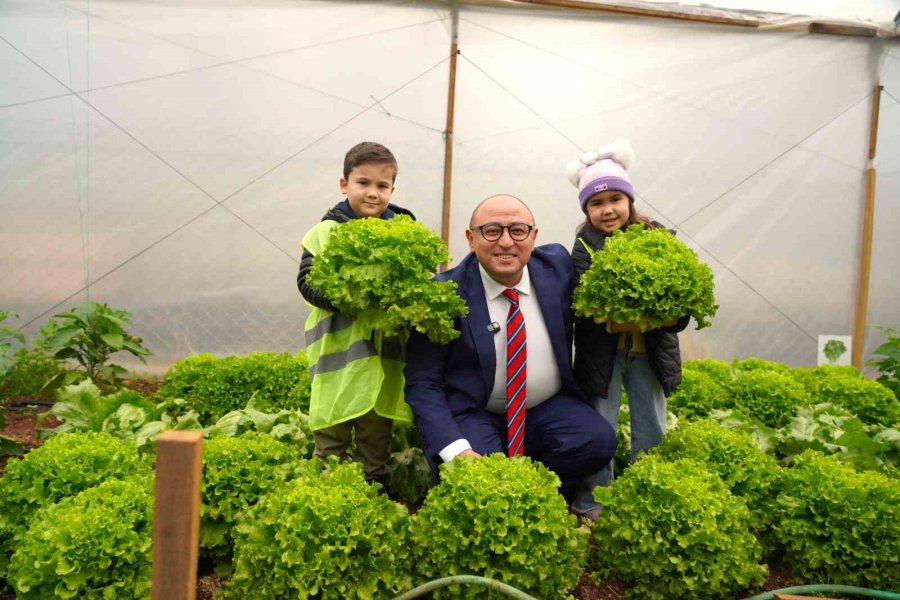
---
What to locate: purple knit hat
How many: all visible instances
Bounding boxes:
[565,139,635,212]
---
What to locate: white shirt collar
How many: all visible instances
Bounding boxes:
[477,264,531,300]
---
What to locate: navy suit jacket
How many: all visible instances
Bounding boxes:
[404,244,585,462]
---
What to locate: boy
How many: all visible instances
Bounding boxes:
[297,142,415,488]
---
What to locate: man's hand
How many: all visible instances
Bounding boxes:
[458,449,482,459]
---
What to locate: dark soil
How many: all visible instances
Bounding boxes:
[1,379,801,600]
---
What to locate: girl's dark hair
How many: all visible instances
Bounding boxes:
[343,142,398,182]
[577,198,655,234]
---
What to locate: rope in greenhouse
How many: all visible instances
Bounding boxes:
[64,1,92,300]
[740,584,900,600]
[461,54,584,153]
[20,50,453,330]
[391,575,539,600]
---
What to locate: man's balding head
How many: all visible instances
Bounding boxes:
[465,194,538,288]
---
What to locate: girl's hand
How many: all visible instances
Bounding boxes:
[605,321,643,333]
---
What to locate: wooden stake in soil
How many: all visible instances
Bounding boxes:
[152,430,203,600]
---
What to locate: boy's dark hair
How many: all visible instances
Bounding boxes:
[343,142,398,182]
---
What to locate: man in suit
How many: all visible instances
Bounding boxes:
[404,194,616,500]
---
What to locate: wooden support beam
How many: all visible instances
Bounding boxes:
[852,84,882,369]
[775,594,835,600]
[152,431,203,600]
[808,22,877,37]
[440,9,460,269]
[511,0,759,27]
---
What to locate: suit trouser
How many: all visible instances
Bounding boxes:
[313,408,393,481]
[452,392,617,499]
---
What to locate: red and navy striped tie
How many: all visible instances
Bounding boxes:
[502,288,526,457]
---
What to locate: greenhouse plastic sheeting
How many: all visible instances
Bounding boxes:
[0,0,897,373]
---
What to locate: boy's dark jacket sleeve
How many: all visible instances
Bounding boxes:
[296,201,416,311]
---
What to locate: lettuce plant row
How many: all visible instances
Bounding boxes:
[1,354,897,598]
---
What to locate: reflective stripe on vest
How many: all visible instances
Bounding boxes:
[305,313,355,347]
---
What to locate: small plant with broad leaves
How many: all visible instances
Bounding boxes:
[200,433,299,567]
[0,310,24,380]
[204,394,313,455]
[37,379,313,455]
[573,224,718,331]
[36,379,201,451]
[40,302,151,390]
[8,476,153,600]
[410,454,587,599]
[157,352,310,420]
[223,460,412,599]
[593,454,766,599]
[777,402,898,475]
[0,348,62,402]
[387,423,434,503]
[0,432,149,588]
[708,408,779,454]
[729,369,808,428]
[0,311,27,455]
[653,420,781,536]
[307,214,468,344]
[772,450,900,589]
[867,325,900,399]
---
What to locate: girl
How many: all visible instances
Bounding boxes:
[565,139,689,519]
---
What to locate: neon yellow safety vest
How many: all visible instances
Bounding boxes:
[301,219,413,431]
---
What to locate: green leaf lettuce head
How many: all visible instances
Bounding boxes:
[410,454,587,599]
[157,351,311,420]
[223,460,412,599]
[573,224,718,331]
[653,420,782,535]
[667,368,731,421]
[307,215,468,344]
[200,433,299,559]
[0,432,149,587]
[8,476,153,600]
[773,450,900,589]
[805,371,899,427]
[593,454,766,600]
[729,369,808,429]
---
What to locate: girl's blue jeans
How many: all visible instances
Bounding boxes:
[572,349,667,512]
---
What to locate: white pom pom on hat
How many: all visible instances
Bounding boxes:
[565,139,636,212]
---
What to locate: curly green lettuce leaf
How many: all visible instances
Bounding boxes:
[573,224,717,331]
[308,215,467,344]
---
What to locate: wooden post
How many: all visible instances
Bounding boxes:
[440,7,460,265]
[852,83,882,369]
[152,431,203,600]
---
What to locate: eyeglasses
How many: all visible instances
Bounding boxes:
[470,222,534,242]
